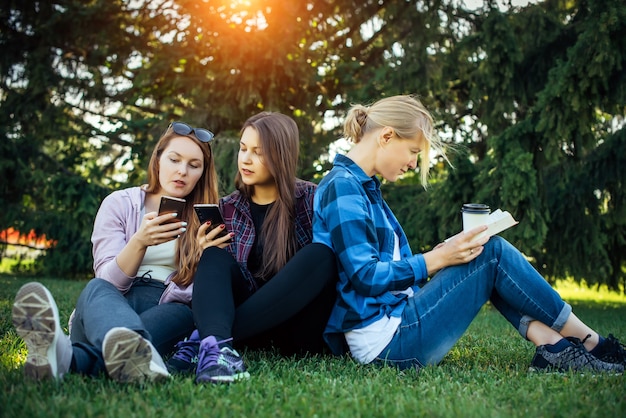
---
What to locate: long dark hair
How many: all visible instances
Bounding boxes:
[235,112,299,279]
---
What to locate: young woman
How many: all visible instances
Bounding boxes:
[313,95,626,373]
[166,112,338,384]
[12,122,220,383]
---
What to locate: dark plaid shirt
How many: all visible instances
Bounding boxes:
[220,179,316,292]
[313,154,428,355]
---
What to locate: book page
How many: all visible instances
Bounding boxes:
[445,208,518,242]
[484,209,518,238]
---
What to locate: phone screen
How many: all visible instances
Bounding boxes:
[158,196,186,223]
[194,204,229,238]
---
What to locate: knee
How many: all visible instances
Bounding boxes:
[77,278,120,308]
[316,242,335,255]
[83,278,116,295]
[484,235,513,255]
[298,243,336,261]
[195,247,237,283]
[199,246,230,264]
[301,243,339,281]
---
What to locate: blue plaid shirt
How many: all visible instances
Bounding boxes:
[313,154,428,355]
[221,179,316,292]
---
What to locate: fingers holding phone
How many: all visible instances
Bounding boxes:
[197,221,232,249]
[194,204,232,249]
[158,196,186,223]
[157,195,188,233]
[137,195,189,244]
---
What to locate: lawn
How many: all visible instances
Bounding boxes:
[1,274,624,418]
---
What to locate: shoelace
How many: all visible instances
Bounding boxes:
[172,338,199,361]
[197,337,234,370]
[562,335,625,373]
[561,336,596,367]
[565,334,591,346]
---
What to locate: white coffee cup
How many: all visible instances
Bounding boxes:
[462,203,490,232]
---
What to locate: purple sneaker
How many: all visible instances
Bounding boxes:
[195,336,250,384]
[167,329,200,375]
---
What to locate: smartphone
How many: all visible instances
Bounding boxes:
[158,196,186,224]
[194,204,229,238]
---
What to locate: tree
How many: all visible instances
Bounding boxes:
[1,0,624,292]
[378,0,626,290]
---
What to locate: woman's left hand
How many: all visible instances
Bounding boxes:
[424,225,489,274]
[197,221,232,250]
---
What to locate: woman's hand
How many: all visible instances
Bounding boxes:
[197,221,233,250]
[423,225,490,275]
[133,211,188,248]
[116,211,187,278]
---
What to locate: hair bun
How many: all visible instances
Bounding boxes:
[355,107,368,127]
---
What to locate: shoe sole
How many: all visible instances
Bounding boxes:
[197,371,251,384]
[103,327,169,384]
[528,366,622,376]
[12,282,62,380]
[528,366,566,374]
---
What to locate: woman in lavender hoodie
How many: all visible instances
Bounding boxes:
[12,122,223,383]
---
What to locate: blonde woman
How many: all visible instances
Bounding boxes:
[313,95,626,373]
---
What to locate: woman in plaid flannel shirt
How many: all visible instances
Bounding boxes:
[312,95,625,374]
[168,112,338,384]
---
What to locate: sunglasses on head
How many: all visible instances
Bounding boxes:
[170,122,214,143]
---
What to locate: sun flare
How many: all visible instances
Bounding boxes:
[221,0,268,31]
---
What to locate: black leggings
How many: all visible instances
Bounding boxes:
[192,243,338,355]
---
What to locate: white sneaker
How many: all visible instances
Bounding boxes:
[102,327,170,383]
[12,282,73,380]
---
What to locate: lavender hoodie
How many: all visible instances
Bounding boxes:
[91,186,192,305]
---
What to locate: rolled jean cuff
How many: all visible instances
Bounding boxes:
[551,302,572,333]
[518,302,572,340]
[519,315,534,340]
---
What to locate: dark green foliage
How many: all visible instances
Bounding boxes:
[383,0,625,291]
[0,0,624,290]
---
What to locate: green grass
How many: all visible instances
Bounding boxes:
[1,274,624,418]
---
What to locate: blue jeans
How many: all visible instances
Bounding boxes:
[374,236,572,370]
[69,278,194,376]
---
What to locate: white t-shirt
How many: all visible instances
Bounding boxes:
[135,239,176,282]
[345,232,413,364]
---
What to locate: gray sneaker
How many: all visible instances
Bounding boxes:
[529,336,624,374]
[12,282,73,381]
[102,327,170,383]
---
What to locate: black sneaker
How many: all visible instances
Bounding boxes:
[167,329,200,375]
[529,336,624,374]
[595,334,626,366]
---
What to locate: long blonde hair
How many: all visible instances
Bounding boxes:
[343,95,448,186]
[144,124,219,286]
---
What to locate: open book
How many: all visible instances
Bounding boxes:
[481,209,519,238]
[446,209,518,242]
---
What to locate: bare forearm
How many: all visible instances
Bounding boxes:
[115,235,148,278]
